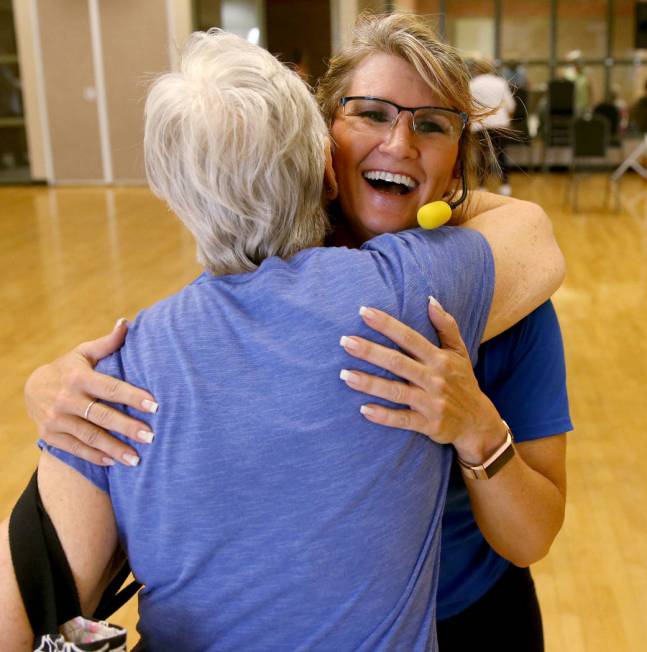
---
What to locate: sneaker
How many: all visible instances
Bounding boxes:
[498,184,512,196]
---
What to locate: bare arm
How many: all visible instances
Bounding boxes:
[455,192,565,341]
[466,434,566,566]
[0,453,119,649]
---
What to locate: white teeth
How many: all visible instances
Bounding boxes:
[363,170,417,189]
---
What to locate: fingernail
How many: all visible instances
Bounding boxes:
[339,335,359,351]
[360,405,376,417]
[123,453,140,467]
[137,430,155,444]
[142,399,159,414]
[340,369,361,384]
[428,295,443,309]
[359,306,376,320]
[114,317,128,330]
[102,457,115,466]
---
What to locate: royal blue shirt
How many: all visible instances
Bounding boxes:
[44,228,494,651]
[437,300,572,620]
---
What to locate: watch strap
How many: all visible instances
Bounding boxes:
[457,420,515,480]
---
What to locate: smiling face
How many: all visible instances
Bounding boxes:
[330,53,461,244]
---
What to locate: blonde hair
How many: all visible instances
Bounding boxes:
[145,30,329,276]
[316,12,490,199]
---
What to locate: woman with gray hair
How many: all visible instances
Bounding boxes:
[2,28,561,650]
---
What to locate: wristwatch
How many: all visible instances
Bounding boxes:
[457,421,515,480]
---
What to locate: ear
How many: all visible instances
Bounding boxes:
[324,137,338,200]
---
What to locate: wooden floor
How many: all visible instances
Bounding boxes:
[1,174,646,650]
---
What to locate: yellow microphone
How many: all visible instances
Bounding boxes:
[417,201,452,230]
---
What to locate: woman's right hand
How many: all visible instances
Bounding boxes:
[25,319,159,467]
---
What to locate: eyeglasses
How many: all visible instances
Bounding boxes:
[339,96,468,143]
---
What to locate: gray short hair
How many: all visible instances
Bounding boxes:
[145,30,330,275]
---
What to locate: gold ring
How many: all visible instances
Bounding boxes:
[84,399,98,421]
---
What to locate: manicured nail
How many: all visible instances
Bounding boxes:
[102,457,115,466]
[137,430,155,444]
[114,317,128,330]
[340,369,361,384]
[123,453,140,467]
[359,306,376,320]
[428,295,443,309]
[360,405,376,417]
[141,399,159,414]
[339,335,359,351]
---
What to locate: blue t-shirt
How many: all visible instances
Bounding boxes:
[437,300,573,620]
[44,228,494,652]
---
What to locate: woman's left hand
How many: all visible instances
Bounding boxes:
[340,301,568,568]
[339,300,504,460]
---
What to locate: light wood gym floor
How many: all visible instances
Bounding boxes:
[1,173,646,651]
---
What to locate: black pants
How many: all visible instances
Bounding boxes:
[437,565,544,652]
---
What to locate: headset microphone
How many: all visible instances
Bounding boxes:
[416,166,468,230]
[417,201,452,229]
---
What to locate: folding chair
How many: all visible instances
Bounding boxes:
[611,95,647,182]
[568,115,609,212]
[542,79,575,170]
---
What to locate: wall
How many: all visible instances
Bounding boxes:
[12,1,49,180]
[100,0,170,182]
[13,0,193,184]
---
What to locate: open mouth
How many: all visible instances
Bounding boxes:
[363,170,418,196]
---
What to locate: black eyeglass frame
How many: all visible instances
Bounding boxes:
[339,96,469,137]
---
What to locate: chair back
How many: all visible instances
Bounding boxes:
[593,102,621,144]
[572,115,608,158]
[548,79,575,115]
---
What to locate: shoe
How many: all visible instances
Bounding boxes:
[498,184,512,196]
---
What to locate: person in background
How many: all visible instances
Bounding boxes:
[565,49,592,117]
[468,57,516,196]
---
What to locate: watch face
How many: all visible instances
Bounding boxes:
[484,442,515,478]
[458,424,515,479]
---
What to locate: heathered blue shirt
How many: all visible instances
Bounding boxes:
[437,300,572,620]
[45,227,494,651]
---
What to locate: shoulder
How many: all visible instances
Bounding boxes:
[94,275,209,382]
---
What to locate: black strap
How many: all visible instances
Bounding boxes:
[8,470,142,640]
[94,556,142,620]
[9,471,80,638]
